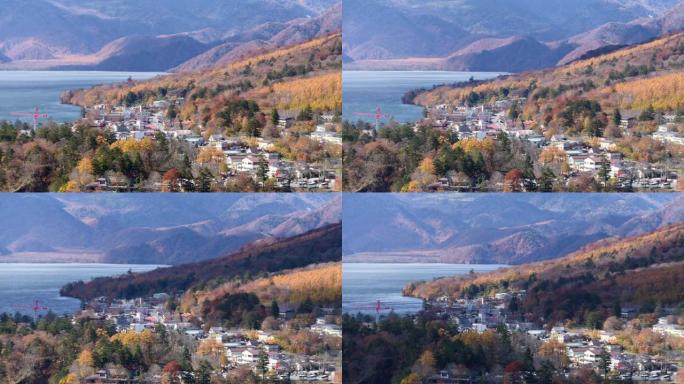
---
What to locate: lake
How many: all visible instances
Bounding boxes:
[0,71,162,124]
[342,70,503,124]
[0,263,165,316]
[343,263,505,315]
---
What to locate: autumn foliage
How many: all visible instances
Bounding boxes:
[406,221,684,326]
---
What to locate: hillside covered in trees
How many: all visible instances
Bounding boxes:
[179,262,341,330]
[345,220,684,384]
[62,34,342,135]
[0,34,342,192]
[405,221,684,326]
[414,31,684,139]
[2,230,342,384]
[344,31,684,192]
[61,223,342,301]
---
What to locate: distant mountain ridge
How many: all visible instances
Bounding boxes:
[343,194,683,265]
[0,194,340,264]
[344,0,684,72]
[0,0,341,71]
[172,3,342,72]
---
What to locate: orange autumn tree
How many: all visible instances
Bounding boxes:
[504,169,523,192]
[196,338,225,360]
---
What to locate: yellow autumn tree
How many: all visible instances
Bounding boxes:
[111,137,155,154]
[405,157,438,192]
[111,329,155,348]
[60,180,81,192]
[538,147,567,166]
[418,157,435,174]
[612,72,684,111]
[268,73,342,111]
[400,373,420,384]
[77,350,94,367]
[196,147,225,165]
[59,373,78,384]
[77,157,94,174]
[196,338,225,359]
[454,137,496,156]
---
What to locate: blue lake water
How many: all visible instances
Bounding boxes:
[342,70,503,124]
[0,71,162,124]
[342,263,505,315]
[0,263,165,316]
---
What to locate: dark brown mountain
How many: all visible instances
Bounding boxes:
[61,223,342,300]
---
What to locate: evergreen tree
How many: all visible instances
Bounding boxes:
[297,297,314,314]
[258,350,269,380]
[612,301,622,318]
[599,160,611,186]
[537,360,555,384]
[257,156,269,182]
[539,168,555,192]
[612,109,622,126]
[195,168,213,192]
[271,300,280,318]
[639,105,656,121]
[598,347,611,379]
[297,105,313,121]
[195,361,212,384]
[522,347,536,381]
[166,104,178,120]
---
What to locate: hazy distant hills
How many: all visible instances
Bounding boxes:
[343,194,683,265]
[0,0,340,71]
[172,3,342,72]
[344,0,684,72]
[0,194,340,264]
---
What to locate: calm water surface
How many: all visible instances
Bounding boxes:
[342,70,503,124]
[0,71,162,123]
[0,263,165,316]
[343,263,505,315]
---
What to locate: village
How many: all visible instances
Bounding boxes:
[422,100,682,191]
[413,291,684,383]
[74,95,341,192]
[73,293,342,383]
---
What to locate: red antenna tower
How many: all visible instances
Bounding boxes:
[353,106,390,131]
[12,300,50,321]
[374,300,393,322]
[10,106,50,131]
[347,299,397,322]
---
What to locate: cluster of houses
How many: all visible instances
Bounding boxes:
[202,132,338,190]
[425,101,681,191]
[653,317,684,338]
[549,134,677,190]
[209,324,339,382]
[424,292,537,335]
[82,99,340,191]
[420,293,682,382]
[545,326,678,382]
[78,294,340,383]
